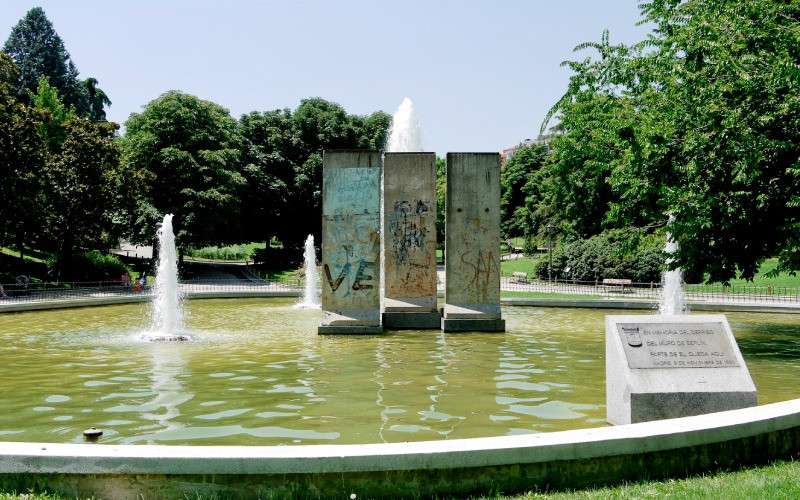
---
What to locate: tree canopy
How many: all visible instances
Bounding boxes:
[0,53,44,261]
[121,90,245,252]
[3,7,110,121]
[1,53,132,277]
[500,144,547,240]
[541,0,800,283]
[237,99,390,255]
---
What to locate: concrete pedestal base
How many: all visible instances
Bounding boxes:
[383,311,441,329]
[606,314,757,424]
[441,317,506,333]
[317,325,384,335]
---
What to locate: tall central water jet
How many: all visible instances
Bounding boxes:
[146,214,188,341]
[386,97,423,152]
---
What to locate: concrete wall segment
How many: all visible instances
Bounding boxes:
[382,152,437,304]
[443,153,503,329]
[320,150,383,330]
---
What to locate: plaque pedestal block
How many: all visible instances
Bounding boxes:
[606,314,757,425]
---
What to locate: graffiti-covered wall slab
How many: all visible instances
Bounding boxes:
[382,153,440,329]
[443,153,504,332]
[319,150,383,334]
[383,153,437,302]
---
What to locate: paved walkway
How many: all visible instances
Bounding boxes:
[110,240,153,260]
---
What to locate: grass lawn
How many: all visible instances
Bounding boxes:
[707,258,800,287]
[252,267,301,282]
[481,458,800,499]
[500,255,547,278]
[1,459,796,499]
[0,246,50,282]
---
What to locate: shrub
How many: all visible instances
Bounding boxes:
[186,245,250,261]
[50,251,131,282]
[547,230,665,283]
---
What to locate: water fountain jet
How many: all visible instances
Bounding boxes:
[386,97,423,152]
[144,213,189,341]
[658,220,687,315]
[297,234,321,309]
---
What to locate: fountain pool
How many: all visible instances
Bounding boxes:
[0,299,798,446]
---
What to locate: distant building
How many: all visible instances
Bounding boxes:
[501,134,555,167]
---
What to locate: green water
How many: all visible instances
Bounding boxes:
[0,299,797,446]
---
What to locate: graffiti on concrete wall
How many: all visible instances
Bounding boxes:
[321,165,381,310]
[386,198,436,297]
[458,247,499,302]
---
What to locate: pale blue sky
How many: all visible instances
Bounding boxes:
[2,1,650,155]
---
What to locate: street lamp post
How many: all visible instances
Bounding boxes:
[546,222,555,284]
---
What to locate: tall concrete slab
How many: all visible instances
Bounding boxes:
[382,152,440,329]
[319,150,383,334]
[442,153,505,332]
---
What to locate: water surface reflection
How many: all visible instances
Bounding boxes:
[0,299,796,445]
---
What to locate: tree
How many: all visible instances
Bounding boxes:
[121,91,245,254]
[83,77,111,122]
[29,75,75,152]
[238,108,300,248]
[40,117,129,278]
[435,156,446,251]
[0,53,45,264]
[500,144,547,239]
[238,98,391,258]
[3,7,110,121]
[543,0,800,283]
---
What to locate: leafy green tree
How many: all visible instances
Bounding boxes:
[41,117,128,278]
[0,53,45,264]
[29,75,75,152]
[238,108,300,248]
[3,7,109,121]
[121,91,245,254]
[543,0,800,283]
[83,77,111,122]
[238,98,390,257]
[501,145,547,239]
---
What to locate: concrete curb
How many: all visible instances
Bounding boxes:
[0,399,798,498]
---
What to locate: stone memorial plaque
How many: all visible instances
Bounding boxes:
[616,322,740,369]
[606,314,757,424]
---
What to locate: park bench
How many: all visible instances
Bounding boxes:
[512,271,529,283]
[602,278,632,293]
[101,273,132,288]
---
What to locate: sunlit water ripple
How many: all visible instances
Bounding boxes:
[0,299,797,445]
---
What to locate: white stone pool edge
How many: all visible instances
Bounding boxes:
[0,398,798,498]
